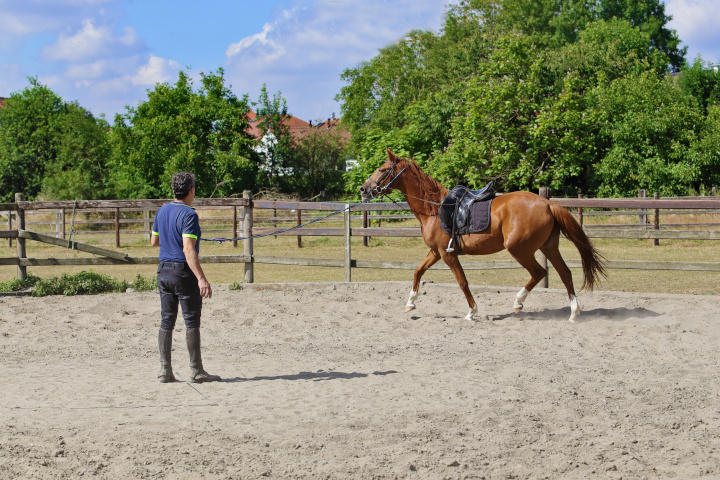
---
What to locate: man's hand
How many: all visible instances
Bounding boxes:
[198,277,212,299]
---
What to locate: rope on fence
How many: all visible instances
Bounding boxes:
[200,201,365,244]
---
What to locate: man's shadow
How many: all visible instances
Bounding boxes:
[221,370,398,383]
[492,306,660,323]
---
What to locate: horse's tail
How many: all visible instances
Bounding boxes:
[549,202,607,291]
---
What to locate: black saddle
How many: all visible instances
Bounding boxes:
[439,182,495,253]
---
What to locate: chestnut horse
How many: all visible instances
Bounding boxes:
[360,149,606,322]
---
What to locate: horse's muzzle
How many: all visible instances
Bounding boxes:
[359,185,373,202]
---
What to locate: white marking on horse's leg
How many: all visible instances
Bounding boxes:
[514,287,529,313]
[405,290,419,312]
[465,305,478,322]
[568,295,580,323]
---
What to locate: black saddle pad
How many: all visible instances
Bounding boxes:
[439,197,493,235]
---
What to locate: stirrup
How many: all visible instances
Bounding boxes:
[446,237,455,253]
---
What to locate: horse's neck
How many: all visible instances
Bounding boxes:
[398,163,446,218]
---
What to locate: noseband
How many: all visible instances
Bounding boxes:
[365,158,407,198]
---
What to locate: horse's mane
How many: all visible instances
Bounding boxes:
[400,158,448,216]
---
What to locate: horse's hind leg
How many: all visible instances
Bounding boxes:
[406,249,441,312]
[540,243,580,322]
[507,249,547,314]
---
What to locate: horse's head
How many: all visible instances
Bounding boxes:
[360,149,405,202]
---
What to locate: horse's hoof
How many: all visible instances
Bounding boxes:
[405,305,415,312]
[514,308,522,314]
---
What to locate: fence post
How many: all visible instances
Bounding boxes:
[15,193,27,280]
[60,208,66,240]
[344,203,351,282]
[243,190,254,283]
[538,187,550,288]
[654,192,660,246]
[713,187,718,196]
[638,189,647,225]
[232,206,238,248]
[362,210,369,247]
[144,209,151,241]
[115,207,120,248]
[7,209,12,248]
[296,209,302,248]
[577,194,583,227]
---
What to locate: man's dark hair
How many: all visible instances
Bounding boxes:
[171,172,196,199]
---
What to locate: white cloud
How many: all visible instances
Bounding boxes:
[0,0,121,51]
[42,20,142,62]
[665,0,720,62]
[222,0,449,120]
[226,23,285,60]
[131,54,182,86]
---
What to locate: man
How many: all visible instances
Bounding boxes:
[151,172,220,383]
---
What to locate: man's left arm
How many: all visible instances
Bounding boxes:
[183,237,212,299]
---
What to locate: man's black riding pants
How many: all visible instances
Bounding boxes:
[157,261,202,331]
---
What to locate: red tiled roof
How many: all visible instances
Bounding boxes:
[247,110,348,140]
[0,97,6,108]
[312,117,350,140]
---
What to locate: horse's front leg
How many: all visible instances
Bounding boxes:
[406,249,441,312]
[441,252,477,321]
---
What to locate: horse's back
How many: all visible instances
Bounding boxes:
[490,191,556,246]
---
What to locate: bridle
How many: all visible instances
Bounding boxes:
[364,157,407,199]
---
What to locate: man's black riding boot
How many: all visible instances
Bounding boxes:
[186,328,220,383]
[158,328,176,383]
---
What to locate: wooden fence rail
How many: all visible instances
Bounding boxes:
[3,191,720,285]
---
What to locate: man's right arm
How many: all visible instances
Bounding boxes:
[150,231,159,247]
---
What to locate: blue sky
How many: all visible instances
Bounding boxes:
[1,0,719,123]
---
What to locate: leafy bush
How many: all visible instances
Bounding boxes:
[0,274,41,292]
[31,271,128,296]
[130,274,157,291]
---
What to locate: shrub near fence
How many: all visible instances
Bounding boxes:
[3,190,720,286]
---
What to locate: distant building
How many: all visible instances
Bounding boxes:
[0,97,6,108]
[246,110,349,142]
[247,110,350,176]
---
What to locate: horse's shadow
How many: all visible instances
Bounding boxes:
[221,370,398,383]
[492,306,660,323]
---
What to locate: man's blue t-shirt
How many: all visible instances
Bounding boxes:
[152,201,201,262]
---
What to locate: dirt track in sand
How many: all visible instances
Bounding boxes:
[1,281,719,479]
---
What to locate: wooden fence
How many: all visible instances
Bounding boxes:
[3,190,720,285]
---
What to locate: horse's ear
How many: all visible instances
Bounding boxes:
[386,148,396,161]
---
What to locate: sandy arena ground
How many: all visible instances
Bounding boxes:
[1,281,719,479]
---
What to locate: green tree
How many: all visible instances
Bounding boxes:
[41,103,112,200]
[109,69,257,199]
[592,72,704,196]
[678,56,720,112]
[427,35,546,190]
[691,105,720,192]
[457,0,685,70]
[290,124,349,198]
[253,85,295,190]
[0,78,110,202]
[339,1,699,197]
